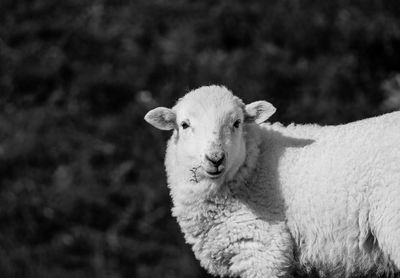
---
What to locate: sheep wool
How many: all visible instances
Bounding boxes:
[144,85,400,278]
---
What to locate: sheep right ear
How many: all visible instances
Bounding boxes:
[144,107,176,130]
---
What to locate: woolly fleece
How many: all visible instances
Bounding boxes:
[151,86,400,278]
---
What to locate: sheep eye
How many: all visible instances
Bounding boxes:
[181,122,189,129]
[233,120,241,128]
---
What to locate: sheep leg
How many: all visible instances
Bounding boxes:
[372,218,400,269]
[228,241,293,278]
[370,184,400,268]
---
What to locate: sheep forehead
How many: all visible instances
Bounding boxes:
[174,86,245,124]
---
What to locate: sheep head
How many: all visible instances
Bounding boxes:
[145,85,276,184]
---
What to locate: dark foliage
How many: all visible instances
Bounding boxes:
[0,0,399,277]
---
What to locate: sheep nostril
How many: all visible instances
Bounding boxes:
[205,153,225,167]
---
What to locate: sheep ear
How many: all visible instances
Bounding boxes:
[144,107,176,130]
[245,101,276,124]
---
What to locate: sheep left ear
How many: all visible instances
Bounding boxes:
[144,107,176,130]
[245,101,276,124]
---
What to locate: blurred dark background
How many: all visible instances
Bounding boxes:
[0,0,399,277]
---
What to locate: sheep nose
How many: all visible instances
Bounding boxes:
[205,152,225,167]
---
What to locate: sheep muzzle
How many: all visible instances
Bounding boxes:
[203,150,226,179]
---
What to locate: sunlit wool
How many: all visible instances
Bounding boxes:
[145,85,400,278]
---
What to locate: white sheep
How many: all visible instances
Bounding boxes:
[144,85,400,278]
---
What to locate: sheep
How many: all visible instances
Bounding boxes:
[144,85,400,278]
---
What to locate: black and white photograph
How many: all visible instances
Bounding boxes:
[1,1,400,277]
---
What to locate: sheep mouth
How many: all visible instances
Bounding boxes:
[204,168,224,179]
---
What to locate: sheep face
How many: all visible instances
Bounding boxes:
[145,86,276,184]
[172,92,247,183]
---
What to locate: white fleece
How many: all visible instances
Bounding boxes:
[155,87,400,277]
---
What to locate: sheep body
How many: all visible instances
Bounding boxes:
[147,86,400,277]
[264,113,400,277]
